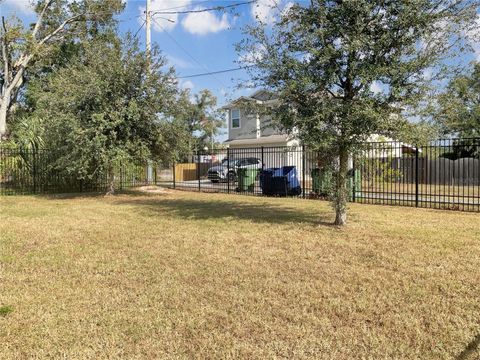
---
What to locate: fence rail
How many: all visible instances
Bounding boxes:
[2,139,479,212]
[0,147,155,195]
[157,138,480,212]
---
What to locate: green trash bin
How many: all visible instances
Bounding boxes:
[311,167,359,199]
[237,168,257,192]
[311,167,333,196]
[348,168,361,201]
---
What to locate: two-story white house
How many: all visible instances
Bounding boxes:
[221,90,302,171]
[221,90,299,148]
[220,90,418,176]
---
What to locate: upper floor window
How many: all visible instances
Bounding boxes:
[231,109,240,128]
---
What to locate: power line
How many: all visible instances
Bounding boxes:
[151,0,256,16]
[133,19,146,38]
[151,0,213,12]
[116,15,144,23]
[178,66,254,79]
[152,18,228,88]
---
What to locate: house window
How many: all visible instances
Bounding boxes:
[231,109,240,128]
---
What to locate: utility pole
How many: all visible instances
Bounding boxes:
[145,0,152,183]
[145,0,151,58]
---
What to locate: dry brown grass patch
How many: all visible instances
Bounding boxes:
[1,191,479,359]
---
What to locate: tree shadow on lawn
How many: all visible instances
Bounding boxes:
[40,190,335,226]
[42,191,108,199]
[116,196,334,226]
[456,331,480,360]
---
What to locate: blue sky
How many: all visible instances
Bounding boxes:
[119,0,271,105]
[0,0,297,108]
[1,0,479,140]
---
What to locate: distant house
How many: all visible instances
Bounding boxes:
[221,90,299,148]
[220,90,301,171]
[365,134,421,158]
[220,90,418,174]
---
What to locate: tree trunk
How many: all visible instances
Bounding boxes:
[105,166,115,196]
[0,97,8,140]
[334,148,349,226]
[0,5,83,139]
[0,65,25,141]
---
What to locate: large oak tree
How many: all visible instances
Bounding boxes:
[437,62,480,138]
[238,0,478,225]
[23,36,177,194]
[0,0,123,139]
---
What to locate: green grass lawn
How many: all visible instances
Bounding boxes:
[1,190,479,359]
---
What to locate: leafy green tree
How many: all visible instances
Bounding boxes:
[175,89,224,154]
[23,35,177,194]
[397,120,440,146]
[238,0,477,225]
[0,0,124,139]
[436,62,480,138]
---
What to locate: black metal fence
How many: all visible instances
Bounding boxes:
[2,139,479,212]
[354,138,479,211]
[158,138,479,212]
[0,147,156,195]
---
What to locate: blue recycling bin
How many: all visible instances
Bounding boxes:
[260,166,301,196]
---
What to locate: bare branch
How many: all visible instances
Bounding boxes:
[8,75,23,111]
[31,0,53,39]
[37,14,84,46]
[1,17,8,89]
[7,59,30,94]
[11,13,84,70]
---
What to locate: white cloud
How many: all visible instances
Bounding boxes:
[166,54,193,69]
[179,79,194,90]
[281,1,294,17]
[251,0,278,25]
[333,37,342,49]
[300,52,312,63]
[181,8,229,35]
[370,81,383,95]
[140,0,192,32]
[250,0,293,25]
[2,0,35,14]
[238,44,266,65]
[422,68,433,81]
[140,1,234,35]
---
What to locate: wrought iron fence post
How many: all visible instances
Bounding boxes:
[302,145,306,199]
[154,164,157,185]
[197,151,201,192]
[227,147,230,194]
[32,148,38,194]
[415,145,419,207]
[120,165,123,190]
[172,160,176,189]
[352,156,356,203]
[261,146,264,170]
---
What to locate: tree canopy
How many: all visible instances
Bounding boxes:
[436,62,480,138]
[20,35,177,194]
[176,89,224,153]
[0,0,124,139]
[2,1,225,194]
[238,0,478,225]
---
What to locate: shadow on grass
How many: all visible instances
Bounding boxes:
[39,189,334,226]
[42,191,106,200]
[456,332,480,360]
[41,189,155,200]
[116,196,334,226]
